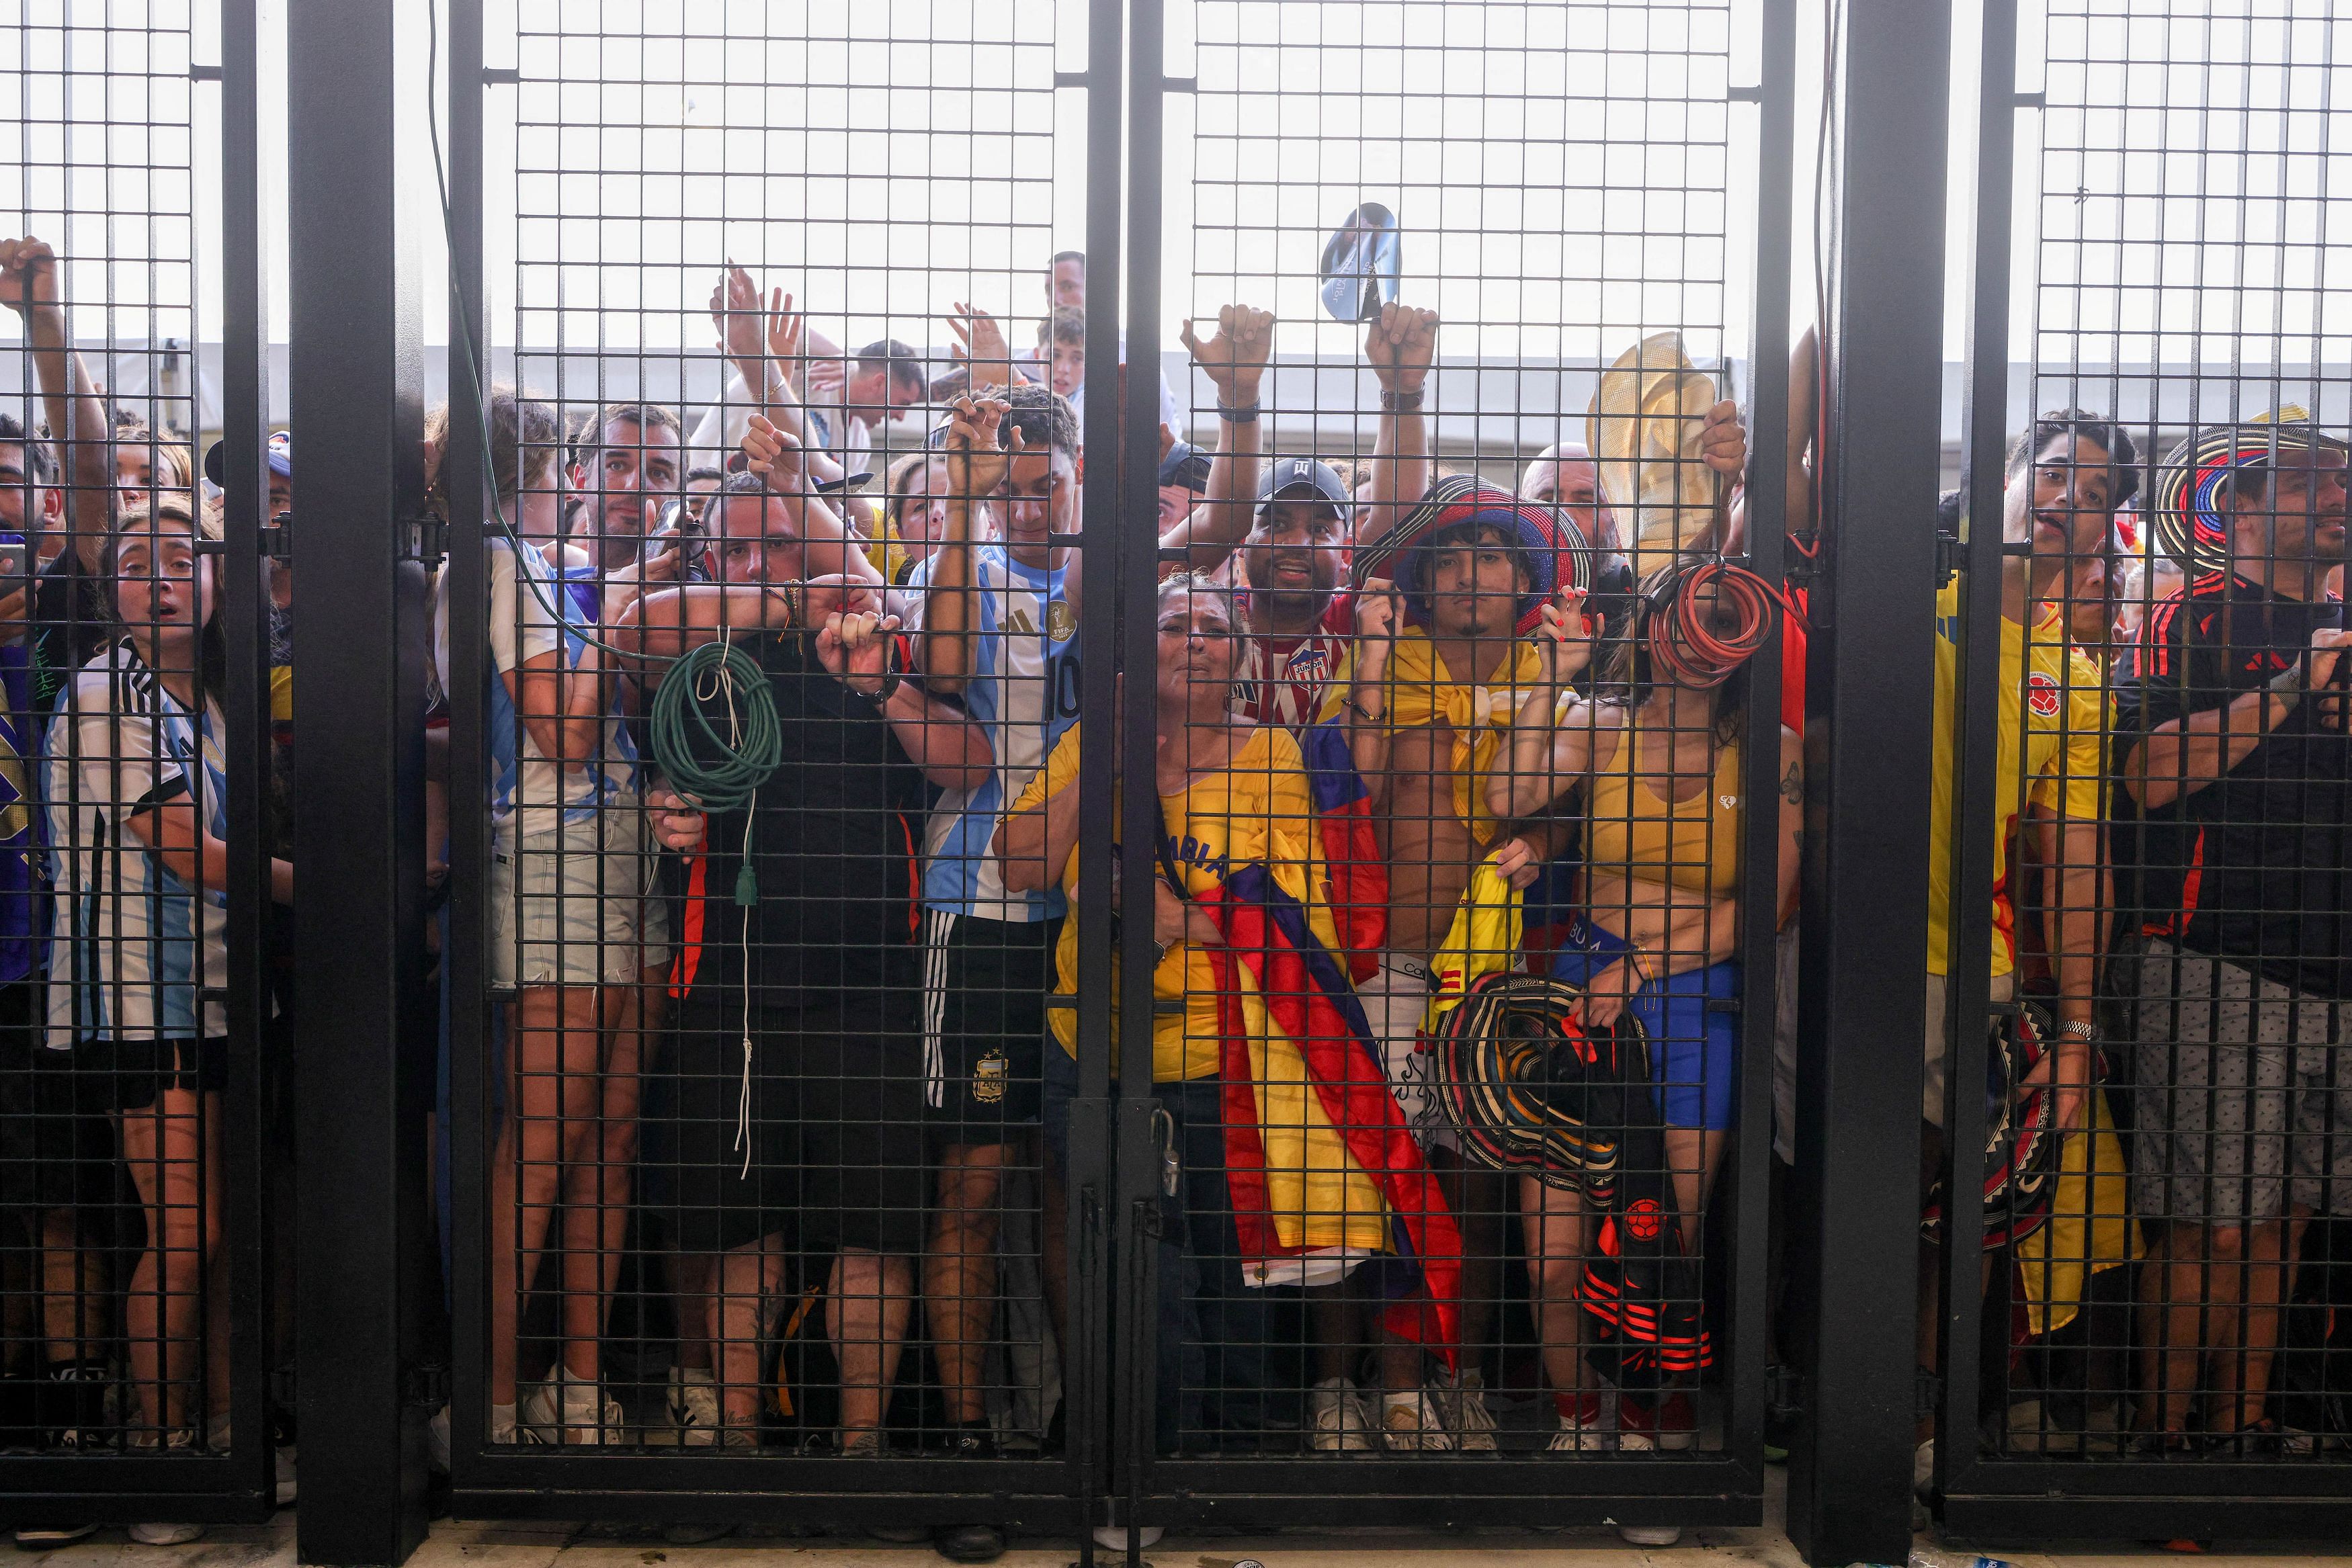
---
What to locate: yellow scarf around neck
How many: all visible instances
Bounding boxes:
[1346,629,1543,841]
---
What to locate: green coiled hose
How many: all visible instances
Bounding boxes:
[646,638,783,905]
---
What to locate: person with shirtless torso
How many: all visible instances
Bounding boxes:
[1327,489,1583,1451]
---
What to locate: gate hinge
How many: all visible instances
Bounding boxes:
[401,515,448,569]
[1765,1362,1805,1423]
[1915,1367,1943,1422]
[403,1362,451,1410]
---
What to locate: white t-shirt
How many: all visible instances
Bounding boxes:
[429,537,583,843]
[44,640,230,1044]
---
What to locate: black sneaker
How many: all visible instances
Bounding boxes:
[941,1417,998,1459]
[933,1522,1005,1562]
[37,1360,109,1452]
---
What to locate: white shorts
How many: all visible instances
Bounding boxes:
[1921,968,2016,1130]
[1355,951,1455,1154]
[491,808,657,989]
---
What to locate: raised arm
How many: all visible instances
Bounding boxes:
[1161,304,1273,572]
[1486,586,1607,820]
[920,395,1015,695]
[2121,630,2347,808]
[1340,579,1403,801]
[0,236,112,569]
[948,303,1017,396]
[1361,303,1437,549]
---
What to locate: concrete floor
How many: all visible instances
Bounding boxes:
[10,1467,2351,1568]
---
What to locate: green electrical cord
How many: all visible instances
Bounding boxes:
[646,639,784,904]
[425,3,784,887]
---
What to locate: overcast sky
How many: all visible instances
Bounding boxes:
[7,0,2350,429]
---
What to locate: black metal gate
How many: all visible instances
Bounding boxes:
[0,0,278,1532]
[1925,0,2352,1544]
[32,0,2341,1562]
[407,0,1804,1547]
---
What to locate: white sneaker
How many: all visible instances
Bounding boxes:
[1308,1376,1376,1454]
[1549,1391,1613,1452]
[668,1367,718,1448]
[129,1522,204,1545]
[520,1370,622,1446]
[1439,1367,1501,1452]
[274,1444,297,1507]
[488,1401,517,1446]
[428,1405,452,1473]
[1380,1389,1456,1452]
[1618,1524,1682,1547]
[1091,1524,1163,1551]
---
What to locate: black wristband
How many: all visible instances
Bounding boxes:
[1380,388,1425,411]
[1216,400,1261,424]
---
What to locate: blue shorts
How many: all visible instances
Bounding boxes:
[1549,916,1740,1132]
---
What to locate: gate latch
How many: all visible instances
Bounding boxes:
[400,515,448,569]
[403,1361,451,1410]
[1765,1362,1805,1424]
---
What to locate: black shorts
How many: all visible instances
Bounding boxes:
[86,1037,230,1112]
[644,990,928,1257]
[921,911,1058,1141]
[0,983,115,1213]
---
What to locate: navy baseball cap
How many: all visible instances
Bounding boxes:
[1255,455,1350,519]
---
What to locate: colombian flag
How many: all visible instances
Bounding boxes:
[1202,865,1458,1362]
[1301,718,1387,984]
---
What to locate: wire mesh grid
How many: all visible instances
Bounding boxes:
[0,0,259,1474]
[1134,0,1774,1462]
[448,0,1075,1458]
[1943,0,2352,1474]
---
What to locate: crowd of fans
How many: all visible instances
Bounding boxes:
[0,231,2348,1563]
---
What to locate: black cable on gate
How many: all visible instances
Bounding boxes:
[422,2,782,870]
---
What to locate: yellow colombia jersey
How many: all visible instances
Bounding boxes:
[1925,580,2108,976]
[1019,722,1327,1081]
[1014,721,1388,1267]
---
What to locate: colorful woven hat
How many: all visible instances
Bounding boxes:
[1431,969,1642,1201]
[1352,474,1591,636]
[1920,997,2065,1254]
[2152,408,2344,576]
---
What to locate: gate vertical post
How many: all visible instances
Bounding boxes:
[288,0,432,1559]
[216,0,277,1502]
[1069,0,1128,1550]
[1112,0,1169,1543]
[1784,0,1954,1562]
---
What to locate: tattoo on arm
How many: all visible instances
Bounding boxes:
[1779,760,1802,804]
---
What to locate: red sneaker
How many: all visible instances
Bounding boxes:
[1618,1389,1699,1451]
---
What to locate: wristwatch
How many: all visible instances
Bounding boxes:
[2059,1019,2097,1044]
